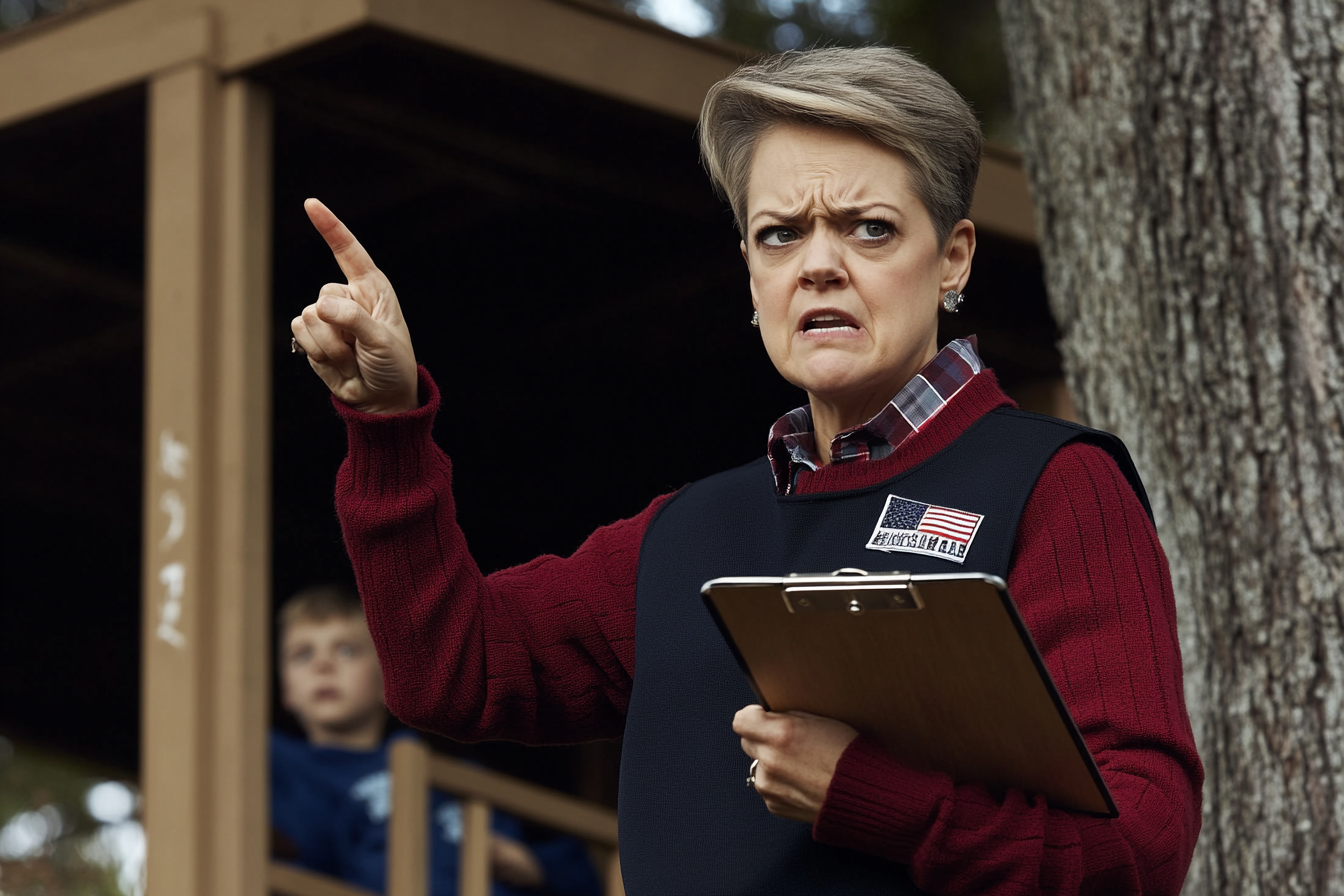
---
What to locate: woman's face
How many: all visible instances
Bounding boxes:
[743,123,974,422]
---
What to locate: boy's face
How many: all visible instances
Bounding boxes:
[280,614,385,747]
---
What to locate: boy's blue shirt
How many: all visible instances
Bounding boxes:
[270,730,601,896]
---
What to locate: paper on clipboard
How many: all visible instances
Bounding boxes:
[701,569,1116,817]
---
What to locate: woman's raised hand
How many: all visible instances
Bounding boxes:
[291,199,419,414]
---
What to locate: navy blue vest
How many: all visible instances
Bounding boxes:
[617,409,1148,895]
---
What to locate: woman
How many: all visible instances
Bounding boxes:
[292,47,1202,895]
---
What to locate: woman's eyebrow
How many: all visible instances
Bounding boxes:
[749,207,800,226]
[749,201,904,226]
[834,202,903,219]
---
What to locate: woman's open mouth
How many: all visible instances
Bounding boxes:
[801,312,859,334]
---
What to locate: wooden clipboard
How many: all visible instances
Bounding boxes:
[701,569,1116,816]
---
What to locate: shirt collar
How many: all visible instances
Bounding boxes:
[767,337,983,495]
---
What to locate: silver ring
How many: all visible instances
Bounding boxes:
[290,337,306,356]
[746,758,759,788]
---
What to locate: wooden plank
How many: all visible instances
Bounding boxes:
[269,863,381,896]
[218,0,369,70]
[0,0,211,129]
[460,799,492,896]
[387,738,430,896]
[141,60,219,896]
[370,0,747,121]
[606,851,625,896]
[427,754,619,845]
[971,148,1037,244]
[209,76,274,896]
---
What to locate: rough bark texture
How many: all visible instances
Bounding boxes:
[996,1,1344,893]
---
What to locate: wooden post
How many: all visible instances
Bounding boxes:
[210,76,274,896]
[142,62,273,896]
[142,60,221,896]
[460,799,492,896]
[606,851,625,896]
[388,738,430,896]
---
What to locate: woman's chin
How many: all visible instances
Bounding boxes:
[786,356,885,402]
[798,377,896,417]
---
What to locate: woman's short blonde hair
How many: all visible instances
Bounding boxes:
[698,46,983,245]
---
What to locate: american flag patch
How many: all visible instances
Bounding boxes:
[865,494,985,564]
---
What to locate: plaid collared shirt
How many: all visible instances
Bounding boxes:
[767,337,984,494]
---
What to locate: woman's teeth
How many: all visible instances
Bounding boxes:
[804,315,855,332]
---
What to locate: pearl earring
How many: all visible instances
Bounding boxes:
[942,290,964,313]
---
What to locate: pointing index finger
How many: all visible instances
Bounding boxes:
[305,198,379,282]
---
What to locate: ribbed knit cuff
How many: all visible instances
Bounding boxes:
[813,734,948,863]
[332,366,443,491]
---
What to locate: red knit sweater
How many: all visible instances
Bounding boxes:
[334,367,1202,896]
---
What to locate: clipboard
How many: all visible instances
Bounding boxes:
[701,569,1116,816]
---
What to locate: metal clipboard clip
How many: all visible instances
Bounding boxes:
[781,568,924,615]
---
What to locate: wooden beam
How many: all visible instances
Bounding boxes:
[369,0,746,121]
[141,59,220,896]
[427,752,620,844]
[0,0,211,129]
[269,863,381,896]
[217,0,368,70]
[209,76,274,896]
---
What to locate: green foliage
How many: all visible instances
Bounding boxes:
[0,737,142,896]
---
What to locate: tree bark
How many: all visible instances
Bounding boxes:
[996,1,1344,893]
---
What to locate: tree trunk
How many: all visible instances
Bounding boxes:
[996,1,1344,893]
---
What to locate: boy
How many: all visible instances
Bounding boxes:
[271,585,601,896]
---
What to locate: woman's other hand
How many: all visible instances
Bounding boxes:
[291,198,419,414]
[489,834,546,888]
[734,704,859,824]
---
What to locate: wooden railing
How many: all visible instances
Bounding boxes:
[268,739,623,896]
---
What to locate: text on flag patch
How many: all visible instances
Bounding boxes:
[865,494,985,564]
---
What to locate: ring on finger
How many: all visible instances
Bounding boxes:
[290,336,306,356]
[747,758,759,788]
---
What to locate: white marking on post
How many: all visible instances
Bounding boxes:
[159,489,185,549]
[157,562,186,648]
[160,430,189,480]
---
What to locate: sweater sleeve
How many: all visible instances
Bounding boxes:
[812,441,1204,895]
[333,367,673,744]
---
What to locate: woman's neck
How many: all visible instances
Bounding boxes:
[807,345,942,464]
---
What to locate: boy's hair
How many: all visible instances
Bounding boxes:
[277,584,363,641]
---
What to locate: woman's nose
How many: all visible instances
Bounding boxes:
[797,234,848,290]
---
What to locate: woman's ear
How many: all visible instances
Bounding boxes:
[941,219,977,292]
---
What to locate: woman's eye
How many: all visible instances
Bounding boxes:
[336,644,357,659]
[759,227,798,247]
[855,221,893,240]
